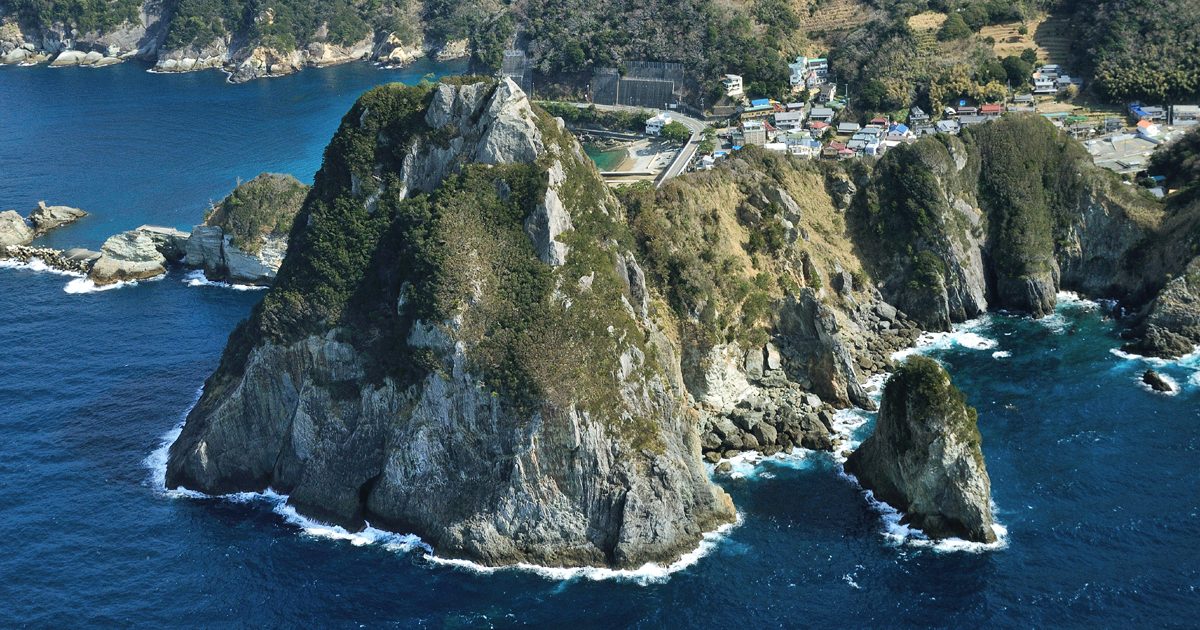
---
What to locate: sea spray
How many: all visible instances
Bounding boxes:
[145,398,738,584]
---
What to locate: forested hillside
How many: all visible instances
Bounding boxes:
[1065,0,1200,102]
[3,0,1197,104]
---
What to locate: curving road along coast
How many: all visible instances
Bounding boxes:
[560,103,706,187]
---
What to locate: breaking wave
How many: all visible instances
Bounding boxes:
[0,257,84,278]
[145,398,737,585]
[839,469,1009,553]
[63,277,138,293]
[182,269,269,291]
[891,318,998,361]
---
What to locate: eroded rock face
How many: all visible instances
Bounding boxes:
[777,289,873,409]
[186,173,306,284]
[1125,258,1200,358]
[28,202,87,233]
[845,356,996,543]
[89,229,169,285]
[166,79,736,569]
[0,211,34,248]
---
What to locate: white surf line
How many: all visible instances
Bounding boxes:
[0,257,85,278]
[181,269,269,291]
[145,405,739,584]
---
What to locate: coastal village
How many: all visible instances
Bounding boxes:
[554,38,1198,195]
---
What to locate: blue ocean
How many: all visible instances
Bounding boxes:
[1,62,1198,627]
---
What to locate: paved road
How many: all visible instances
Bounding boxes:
[561,103,706,187]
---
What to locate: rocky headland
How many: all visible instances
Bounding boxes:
[166,77,737,569]
[144,82,1200,567]
[845,356,996,543]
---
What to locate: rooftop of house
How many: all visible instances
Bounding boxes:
[810,107,835,118]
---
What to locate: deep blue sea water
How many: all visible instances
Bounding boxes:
[2,63,1199,627]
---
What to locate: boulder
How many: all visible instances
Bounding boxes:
[28,202,87,233]
[89,230,168,285]
[752,422,777,446]
[49,50,86,66]
[765,343,782,371]
[1142,369,1176,393]
[845,356,996,543]
[0,210,33,247]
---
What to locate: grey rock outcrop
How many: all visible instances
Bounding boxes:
[88,225,187,285]
[0,211,34,247]
[845,356,996,543]
[777,289,873,409]
[89,229,169,285]
[1124,258,1200,358]
[185,223,286,285]
[166,79,735,569]
[28,202,87,233]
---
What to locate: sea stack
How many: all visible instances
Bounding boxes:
[845,355,996,543]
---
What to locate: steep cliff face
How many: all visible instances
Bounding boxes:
[845,356,996,543]
[166,78,734,568]
[852,137,988,331]
[849,115,1200,346]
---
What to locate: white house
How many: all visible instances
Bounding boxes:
[1137,119,1161,140]
[645,112,672,135]
[789,56,829,90]
[774,111,805,131]
[721,74,744,98]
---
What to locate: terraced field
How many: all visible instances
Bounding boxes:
[981,15,1072,65]
[799,0,877,34]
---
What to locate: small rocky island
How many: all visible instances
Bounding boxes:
[1,175,307,286]
[845,356,997,543]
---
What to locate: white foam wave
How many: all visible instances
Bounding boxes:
[842,472,1009,553]
[63,277,132,293]
[426,515,741,585]
[1055,291,1100,310]
[182,269,268,291]
[146,405,737,583]
[891,318,997,361]
[709,448,816,480]
[0,257,85,278]
[992,350,1011,359]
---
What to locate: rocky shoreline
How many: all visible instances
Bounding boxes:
[1,16,466,83]
[1,174,305,287]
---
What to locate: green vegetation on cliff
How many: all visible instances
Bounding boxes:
[163,0,414,51]
[204,173,308,253]
[880,355,980,453]
[216,79,661,448]
[966,115,1077,289]
[1150,127,1200,194]
[9,0,141,33]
